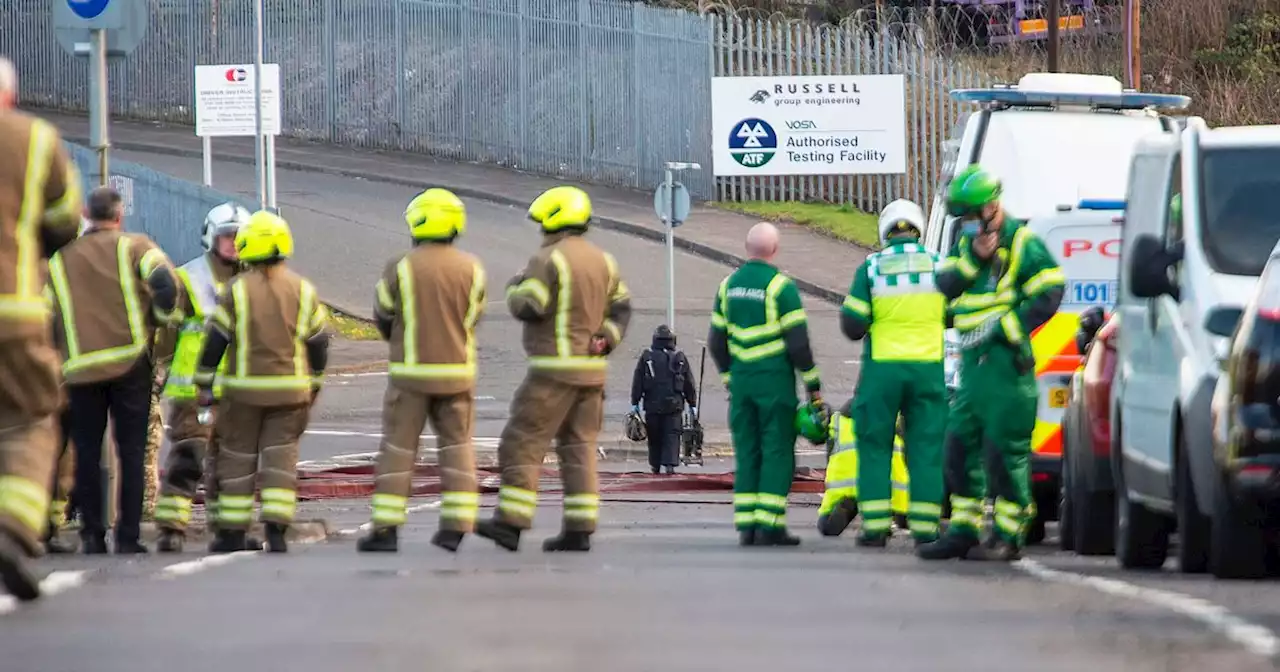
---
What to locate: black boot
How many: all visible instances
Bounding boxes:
[157,529,184,554]
[916,534,978,560]
[80,532,108,555]
[855,533,888,548]
[243,535,264,551]
[44,531,79,555]
[0,532,39,602]
[738,528,758,547]
[664,466,676,475]
[651,466,660,475]
[431,530,465,553]
[264,523,288,553]
[475,519,521,552]
[756,527,801,547]
[357,527,398,553]
[817,499,858,537]
[969,537,1021,562]
[115,538,150,555]
[542,530,591,552]
[209,530,248,554]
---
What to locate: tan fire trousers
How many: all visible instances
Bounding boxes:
[370,386,477,533]
[0,337,63,555]
[214,402,309,530]
[154,401,220,533]
[494,374,603,534]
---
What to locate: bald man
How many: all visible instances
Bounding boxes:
[707,222,823,547]
[0,55,85,600]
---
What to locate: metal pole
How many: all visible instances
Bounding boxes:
[253,0,266,209]
[266,134,277,210]
[89,29,109,187]
[1049,0,1059,72]
[664,167,676,331]
[202,136,213,187]
[1125,0,1142,88]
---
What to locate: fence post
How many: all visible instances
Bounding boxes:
[323,0,336,142]
[577,0,590,177]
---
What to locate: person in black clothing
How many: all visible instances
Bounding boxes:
[630,325,697,475]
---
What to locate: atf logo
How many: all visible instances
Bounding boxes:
[225,68,248,82]
[729,118,776,169]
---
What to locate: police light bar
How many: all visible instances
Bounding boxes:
[1077,199,1126,210]
[951,88,1191,111]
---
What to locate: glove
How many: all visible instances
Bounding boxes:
[690,406,698,419]
[631,404,641,414]
[196,387,215,408]
[808,390,823,407]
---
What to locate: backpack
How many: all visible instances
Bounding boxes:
[642,348,686,414]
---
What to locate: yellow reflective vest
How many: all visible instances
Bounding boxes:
[820,412,909,517]
[164,255,231,400]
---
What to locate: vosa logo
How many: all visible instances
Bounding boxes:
[225,68,248,82]
[729,118,776,169]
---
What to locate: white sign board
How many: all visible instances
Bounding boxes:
[194,64,282,137]
[107,174,134,216]
[711,75,907,176]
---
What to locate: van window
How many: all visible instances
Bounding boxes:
[1164,158,1182,244]
[1199,147,1280,276]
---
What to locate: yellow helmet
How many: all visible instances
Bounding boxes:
[528,186,592,233]
[235,210,294,264]
[404,188,466,241]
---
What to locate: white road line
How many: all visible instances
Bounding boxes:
[1015,558,1280,659]
[0,570,87,616]
[156,551,258,579]
[334,500,443,537]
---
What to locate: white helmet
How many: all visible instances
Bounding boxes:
[201,202,251,252]
[877,199,926,246]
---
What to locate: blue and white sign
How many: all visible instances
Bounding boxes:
[727,118,777,171]
[1066,279,1118,308]
[67,0,111,20]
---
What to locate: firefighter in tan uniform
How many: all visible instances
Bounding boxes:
[475,186,633,553]
[154,203,253,553]
[195,211,331,554]
[357,189,487,554]
[49,187,180,555]
[0,56,85,600]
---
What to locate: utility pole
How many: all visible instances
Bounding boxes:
[1125,0,1142,88]
[1046,0,1060,72]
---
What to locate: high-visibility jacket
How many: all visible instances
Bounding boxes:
[0,111,82,341]
[375,242,486,395]
[840,240,945,363]
[163,253,238,400]
[707,259,821,391]
[820,412,908,517]
[505,231,632,386]
[47,230,178,385]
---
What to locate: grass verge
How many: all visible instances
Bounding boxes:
[712,201,879,249]
[328,309,381,341]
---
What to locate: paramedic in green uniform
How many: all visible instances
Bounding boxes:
[840,199,948,547]
[708,222,822,548]
[917,165,1065,562]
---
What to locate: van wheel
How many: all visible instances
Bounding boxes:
[1114,468,1169,569]
[1209,476,1267,580]
[1175,434,1210,573]
[1067,427,1116,555]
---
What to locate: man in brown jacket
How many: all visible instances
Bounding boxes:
[0,56,85,600]
[357,188,486,554]
[48,187,179,555]
[195,210,330,554]
[475,186,632,553]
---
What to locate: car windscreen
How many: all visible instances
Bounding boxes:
[1200,147,1280,277]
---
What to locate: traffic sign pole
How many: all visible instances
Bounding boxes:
[655,161,700,332]
[201,135,212,187]
[253,0,266,210]
[88,27,109,187]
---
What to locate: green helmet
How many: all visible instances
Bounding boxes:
[796,401,833,445]
[946,165,1003,217]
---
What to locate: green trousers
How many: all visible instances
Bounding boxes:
[730,370,798,532]
[944,343,1037,546]
[852,360,947,542]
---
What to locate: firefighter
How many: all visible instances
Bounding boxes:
[43,409,78,554]
[0,56,84,599]
[708,222,823,547]
[153,202,252,553]
[357,188,487,554]
[917,165,1065,562]
[475,186,632,553]
[818,412,912,537]
[195,210,331,554]
[839,199,947,547]
[629,325,697,475]
[48,186,179,555]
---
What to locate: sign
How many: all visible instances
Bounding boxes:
[107,174,134,216]
[53,0,150,57]
[67,0,110,20]
[1062,238,1121,258]
[194,64,283,137]
[711,75,907,177]
[654,182,691,227]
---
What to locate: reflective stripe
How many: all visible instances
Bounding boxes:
[908,502,943,518]
[563,493,599,521]
[371,492,409,526]
[0,475,48,534]
[260,487,297,521]
[842,295,870,317]
[440,491,480,522]
[4,121,55,324]
[497,485,537,520]
[154,495,194,525]
[48,238,150,377]
[860,499,892,515]
[166,259,228,400]
[525,249,607,372]
[220,279,317,392]
[505,277,549,308]
[387,258,485,381]
[217,493,255,524]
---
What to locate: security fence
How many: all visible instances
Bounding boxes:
[67,143,248,265]
[8,0,1002,212]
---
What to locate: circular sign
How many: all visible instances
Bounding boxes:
[728,118,776,169]
[67,0,111,20]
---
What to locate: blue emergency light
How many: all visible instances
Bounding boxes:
[1077,199,1126,210]
[951,88,1191,111]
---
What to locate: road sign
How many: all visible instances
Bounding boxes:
[194,64,283,137]
[107,174,134,216]
[53,0,150,57]
[654,181,691,227]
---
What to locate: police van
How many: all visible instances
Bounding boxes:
[924,72,1189,542]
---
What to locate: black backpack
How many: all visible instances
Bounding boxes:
[643,348,686,414]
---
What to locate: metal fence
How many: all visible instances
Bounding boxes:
[67,143,248,265]
[8,0,994,212]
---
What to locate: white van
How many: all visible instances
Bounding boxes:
[1116,119,1280,577]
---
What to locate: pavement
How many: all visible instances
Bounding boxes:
[10,110,1280,671]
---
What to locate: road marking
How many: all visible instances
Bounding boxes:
[0,570,87,616]
[334,501,443,537]
[1015,558,1280,659]
[157,551,258,578]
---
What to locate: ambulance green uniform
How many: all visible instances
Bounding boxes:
[818,412,910,536]
[841,237,948,545]
[918,165,1065,560]
[708,259,821,547]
